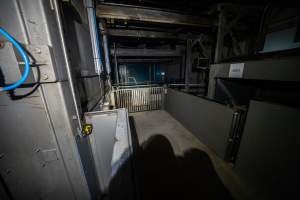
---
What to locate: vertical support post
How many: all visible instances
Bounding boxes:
[54,0,82,130]
[185,39,192,90]
[113,42,119,85]
[99,20,111,75]
[214,4,225,63]
[85,0,103,74]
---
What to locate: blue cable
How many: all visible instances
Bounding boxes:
[0,27,30,92]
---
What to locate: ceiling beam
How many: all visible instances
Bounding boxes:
[96,4,213,27]
[108,29,198,40]
[110,48,183,57]
[117,58,175,63]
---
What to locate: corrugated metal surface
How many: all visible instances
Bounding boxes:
[113,86,164,112]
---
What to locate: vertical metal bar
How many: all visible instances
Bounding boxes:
[214,5,225,63]
[132,89,134,112]
[129,90,131,112]
[99,20,111,75]
[132,89,135,112]
[155,88,159,110]
[154,87,156,110]
[160,87,163,109]
[113,43,119,85]
[115,90,118,108]
[128,90,130,112]
[53,0,82,130]
[185,39,192,90]
[157,88,159,109]
[136,88,141,111]
[85,0,103,74]
[121,90,123,109]
[141,88,144,111]
[118,90,121,108]
[149,87,152,110]
[125,90,129,112]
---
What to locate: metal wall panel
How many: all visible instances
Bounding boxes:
[235,100,300,200]
[165,89,235,158]
[85,109,134,196]
[0,89,76,199]
[0,0,101,199]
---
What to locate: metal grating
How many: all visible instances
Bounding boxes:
[113,85,164,112]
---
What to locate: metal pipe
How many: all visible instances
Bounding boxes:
[86,0,103,74]
[99,20,111,75]
[53,0,82,130]
[113,42,119,85]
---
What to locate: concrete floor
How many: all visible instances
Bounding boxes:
[130,110,250,200]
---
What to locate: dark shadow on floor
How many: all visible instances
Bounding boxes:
[107,116,234,200]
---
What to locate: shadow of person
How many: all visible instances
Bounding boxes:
[108,117,234,200]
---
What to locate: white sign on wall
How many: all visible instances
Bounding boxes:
[229,63,245,78]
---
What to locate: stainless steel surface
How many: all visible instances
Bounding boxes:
[96,4,213,27]
[53,0,82,130]
[84,109,133,192]
[165,88,236,158]
[234,100,300,200]
[114,86,164,112]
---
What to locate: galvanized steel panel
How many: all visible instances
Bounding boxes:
[165,88,235,158]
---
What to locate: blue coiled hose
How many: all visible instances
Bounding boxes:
[0,27,30,92]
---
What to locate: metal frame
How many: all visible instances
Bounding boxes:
[207,57,300,99]
[110,47,183,57]
[84,109,134,193]
[113,86,165,112]
[0,0,102,199]
[96,4,213,27]
[108,29,197,40]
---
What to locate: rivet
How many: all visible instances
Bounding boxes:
[42,74,49,80]
[34,47,42,54]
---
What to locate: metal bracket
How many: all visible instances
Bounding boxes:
[26,45,58,83]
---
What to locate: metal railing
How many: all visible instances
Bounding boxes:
[113,85,164,112]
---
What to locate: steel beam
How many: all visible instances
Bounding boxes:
[96,4,213,27]
[110,48,183,57]
[108,29,196,40]
[117,58,174,63]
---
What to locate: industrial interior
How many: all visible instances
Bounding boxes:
[1,0,300,199]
